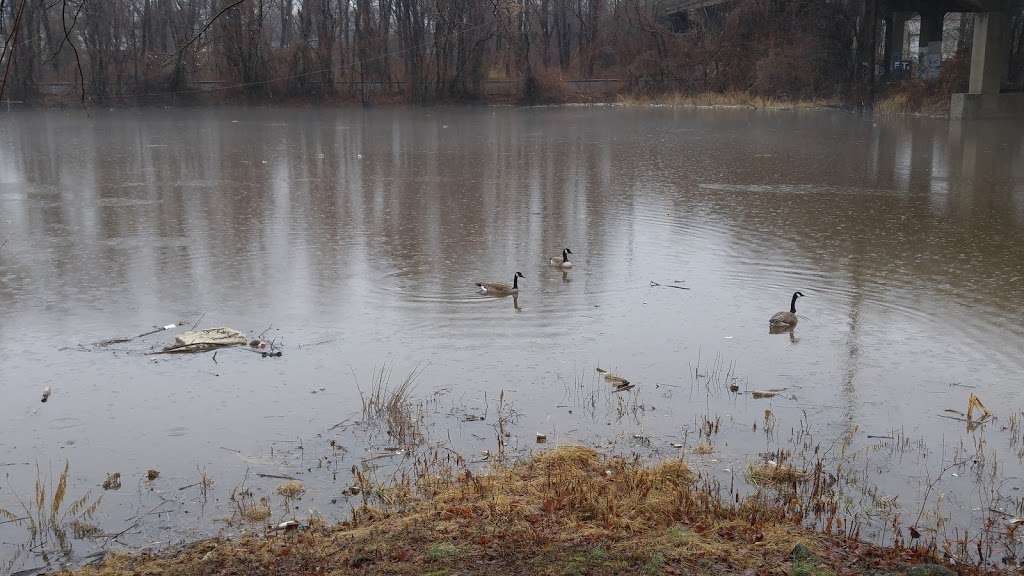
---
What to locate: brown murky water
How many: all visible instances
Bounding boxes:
[1,106,1023,571]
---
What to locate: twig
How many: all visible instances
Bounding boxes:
[105,501,167,544]
[135,322,182,339]
[62,0,86,104]
[297,338,336,349]
[650,280,690,290]
[255,473,297,480]
[212,351,218,364]
[174,0,248,58]
[329,417,353,431]
[191,312,205,330]
[258,324,273,339]
[0,0,28,102]
[0,515,26,525]
[914,459,968,527]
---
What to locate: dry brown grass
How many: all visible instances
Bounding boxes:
[618,91,838,111]
[693,442,714,455]
[276,481,305,499]
[358,365,424,447]
[60,446,977,576]
[228,488,272,525]
[747,461,809,487]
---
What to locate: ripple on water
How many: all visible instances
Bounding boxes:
[166,426,189,438]
[48,416,85,431]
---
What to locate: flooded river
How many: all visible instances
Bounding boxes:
[1,106,1023,571]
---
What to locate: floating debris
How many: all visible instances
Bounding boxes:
[161,327,248,354]
[146,469,160,481]
[256,473,298,481]
[967,393,992,423]
[535,433,547,444]
[649,280,690,290]
[596,367,630,386]
[343,486,361,496]
[41,386,51,403]
[102,472,122,491]
[94,321,185,347]
[273,520,300,532]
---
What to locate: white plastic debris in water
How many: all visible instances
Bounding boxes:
[41,386,51,403]
[274,520,300,531]
[164,327,248,353]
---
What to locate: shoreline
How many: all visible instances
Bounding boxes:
[61,447,989,576]
[4,90,953,118]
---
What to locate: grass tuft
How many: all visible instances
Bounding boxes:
[276,481,305,499]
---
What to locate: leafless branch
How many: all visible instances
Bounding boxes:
[175,0,248,58]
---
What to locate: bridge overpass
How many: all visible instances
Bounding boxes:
[660,0,1020,119]
[879,0,1019,118]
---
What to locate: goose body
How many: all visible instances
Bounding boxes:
[769,291,804,328]
[477,272,524,296]
[549,248,573,269]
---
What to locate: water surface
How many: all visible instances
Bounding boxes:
[1,106,1023,571]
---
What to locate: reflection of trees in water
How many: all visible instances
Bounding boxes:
[702,115,1024,332]
[2,108,1023,328]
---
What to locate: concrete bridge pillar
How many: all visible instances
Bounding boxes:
[951,11,1024,119]
[969,12,1006,94]
[918,10,945,79]
[884,12,909,76]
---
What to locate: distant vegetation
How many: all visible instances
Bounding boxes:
[0,0,1023,107]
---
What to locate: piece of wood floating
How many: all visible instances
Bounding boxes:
[650,281,690,290]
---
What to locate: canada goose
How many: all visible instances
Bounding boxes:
[477,272,524,295]
[549,248,573,268]
[769,291,804,329]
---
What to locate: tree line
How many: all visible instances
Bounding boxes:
[1,0,1023,105]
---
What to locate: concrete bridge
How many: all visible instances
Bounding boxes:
[662,0,1020,118]
[880,0,1021,118]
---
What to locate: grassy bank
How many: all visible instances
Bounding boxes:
[616,91,841,111]
[63,446,984,576]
